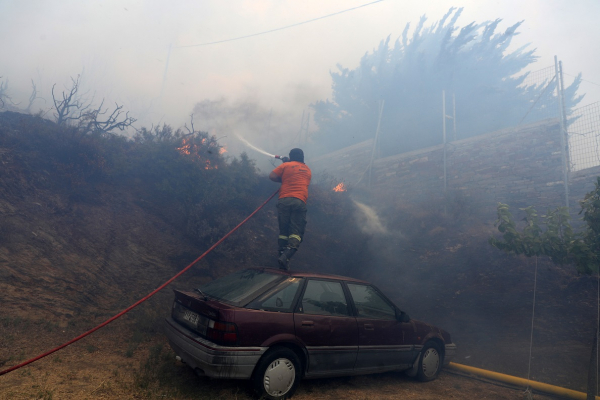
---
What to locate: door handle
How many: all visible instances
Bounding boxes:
[301,320,314,326]
[364,323,374,330]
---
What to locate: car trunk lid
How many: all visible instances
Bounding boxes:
[171,289,238,345]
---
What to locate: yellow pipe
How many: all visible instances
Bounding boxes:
[448,362,599,400]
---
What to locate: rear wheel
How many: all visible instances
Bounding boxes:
[252,347,301,399]
[416,341,442,381]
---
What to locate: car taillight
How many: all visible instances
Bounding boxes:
[207,320,238,345]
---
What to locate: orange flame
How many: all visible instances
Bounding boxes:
[333,182,347,192]
[176,138,192,155]
[205,159,219,170]
[176,137,222,170]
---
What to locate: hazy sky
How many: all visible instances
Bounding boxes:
[1,0,599,161]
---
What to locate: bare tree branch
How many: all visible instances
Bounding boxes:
[52,75,90,125]
[184,113,196,135]
[0,77,20,110]
[0,77,4,109]
[80,99,137,134]
[26,79,45,113]
[50,75,136,134]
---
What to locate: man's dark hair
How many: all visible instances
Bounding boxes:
[289,148,304,163]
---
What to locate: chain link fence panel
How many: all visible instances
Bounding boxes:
[567,102,600,172]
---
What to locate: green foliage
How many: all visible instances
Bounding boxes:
[577,177,600,273]
[311,7,582,156]
[490,205,573,260]
[490,178,600,274]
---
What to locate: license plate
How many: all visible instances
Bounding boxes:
[183,310,200,326]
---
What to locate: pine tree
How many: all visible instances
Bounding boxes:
[311,8,583,156]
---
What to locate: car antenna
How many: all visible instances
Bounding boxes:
[194,288,208,301]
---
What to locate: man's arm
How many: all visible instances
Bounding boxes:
[269,171,282,182]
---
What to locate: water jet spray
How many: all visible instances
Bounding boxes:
[235,133,278,159]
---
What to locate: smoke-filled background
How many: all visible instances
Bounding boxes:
[1,0,600,170]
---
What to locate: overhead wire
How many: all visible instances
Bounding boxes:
[175,0,386,48]
[162,1,387,145]
[563,72,600,87]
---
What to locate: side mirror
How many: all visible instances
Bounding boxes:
[396,309,410,323]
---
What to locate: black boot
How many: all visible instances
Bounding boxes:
[278,247,297,270]
[278,239,288,257]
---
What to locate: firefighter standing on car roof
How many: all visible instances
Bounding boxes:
[269,148,311,270]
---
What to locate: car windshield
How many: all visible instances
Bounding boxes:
[197,269,283,305]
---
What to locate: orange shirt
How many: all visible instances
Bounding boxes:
[271,161,312,203]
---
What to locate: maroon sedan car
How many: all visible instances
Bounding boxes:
[165,268,456,399]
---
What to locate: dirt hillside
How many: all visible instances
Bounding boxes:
[0,111,596,399]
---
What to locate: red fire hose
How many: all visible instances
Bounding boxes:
[0,189,279,377]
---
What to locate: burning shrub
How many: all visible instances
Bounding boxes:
[129,124,262,250]
[309,173,354,217]
[0,113,270,262]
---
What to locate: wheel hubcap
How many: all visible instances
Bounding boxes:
[422,348,440,378]
[263,357,295,396]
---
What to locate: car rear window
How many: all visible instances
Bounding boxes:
[246,277,304,312]
[198,269,283,305]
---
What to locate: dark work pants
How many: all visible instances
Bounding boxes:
[277,197,307,250]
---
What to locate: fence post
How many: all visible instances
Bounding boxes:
[442,90,447,194]
[367,100,385,188]
[442,91,456,198]
[453,93,457,141]
[554,56,569,209]
[559,61,571,174]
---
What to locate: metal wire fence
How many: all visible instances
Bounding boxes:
[519,65,560,125]
[519,64,600,173]
[568,102,600,172]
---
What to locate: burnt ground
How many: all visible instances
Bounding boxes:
[0,111,597,399]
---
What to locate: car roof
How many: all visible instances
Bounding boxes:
[249,267,369,284]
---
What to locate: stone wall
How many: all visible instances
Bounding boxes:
[310,118,600,215]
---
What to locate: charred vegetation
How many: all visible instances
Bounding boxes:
[0,110,367,319]
[0,110,596,398]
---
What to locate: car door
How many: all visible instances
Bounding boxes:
[294,279,358,377]
[346,283,415,373]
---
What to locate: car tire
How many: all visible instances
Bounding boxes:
[416,341,442,382]
[252,347,301,400]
